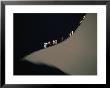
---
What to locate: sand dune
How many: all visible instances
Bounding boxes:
[24,13,97,75]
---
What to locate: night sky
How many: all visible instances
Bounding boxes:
[14,13,85,61]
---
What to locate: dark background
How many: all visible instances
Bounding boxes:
[14,13,84,61]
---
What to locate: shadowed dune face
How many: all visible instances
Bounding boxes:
[24,13,97,75]
[14,60,67,75]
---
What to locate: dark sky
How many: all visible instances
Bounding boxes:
[14,13,85,61]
